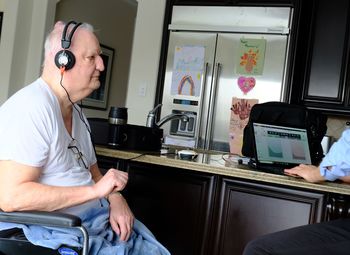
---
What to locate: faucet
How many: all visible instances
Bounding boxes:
[156,113,190,128]
[146,104,190,128]
[146,104,162,128]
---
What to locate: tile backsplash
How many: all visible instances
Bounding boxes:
[326,115,350,140]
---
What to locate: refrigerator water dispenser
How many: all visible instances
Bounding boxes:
[169,110,197,137]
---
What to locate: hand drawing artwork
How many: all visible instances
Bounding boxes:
[240,48,258,73]
[229,98,259,155]
[237,38,266,75]
[231,98,254,121]
[237,76,256,95]
[170,46,205,97]
[178,75,195,95]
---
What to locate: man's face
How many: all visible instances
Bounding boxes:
[68,30,105,99]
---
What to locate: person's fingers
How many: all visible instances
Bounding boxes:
[118,220,128,241]
[110,219,121,237]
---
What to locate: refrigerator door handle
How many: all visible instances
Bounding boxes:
[196,62,209,148]
[204,62,221,150]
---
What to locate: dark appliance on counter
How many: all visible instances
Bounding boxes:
[108,106,128,148]
[87,118,163,152]
[87,117,109,146]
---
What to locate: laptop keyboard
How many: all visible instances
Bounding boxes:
[248,159,286,176]
[257,165,286,175]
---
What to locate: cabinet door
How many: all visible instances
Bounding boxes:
[96,155,126,174]
[294,0,350,113]
[124,162,216,255]
[210,178,325,255]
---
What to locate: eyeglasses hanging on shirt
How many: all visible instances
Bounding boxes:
[68,138,89,169]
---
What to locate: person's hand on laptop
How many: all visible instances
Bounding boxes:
[284,164,326,183]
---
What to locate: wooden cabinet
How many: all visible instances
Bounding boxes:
[209,178,325,255]
[290,0,350,114]
[123,161,216,255]
[95,155,127,174]
[97,155,329,255]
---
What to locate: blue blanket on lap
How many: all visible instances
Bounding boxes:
[0,199,170,255]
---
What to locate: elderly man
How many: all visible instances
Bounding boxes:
[0,21,169,255]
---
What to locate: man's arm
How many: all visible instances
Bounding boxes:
[339,175,350,183]
[318,130,350,181]
[89,163,134,241]
[0,160,127,212]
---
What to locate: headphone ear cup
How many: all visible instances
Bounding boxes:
[55,50,76,70]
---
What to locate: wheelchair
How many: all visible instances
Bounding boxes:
[0,209,89,255]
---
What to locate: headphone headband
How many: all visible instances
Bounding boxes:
[61,21,82,49]
[55,20,82,71]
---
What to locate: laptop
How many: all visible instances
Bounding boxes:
[250,122,312,175]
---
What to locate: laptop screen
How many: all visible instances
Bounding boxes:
[252,123,312,167]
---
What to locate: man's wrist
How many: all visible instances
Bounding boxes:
[320,166,338,181]
[107,191,123,202]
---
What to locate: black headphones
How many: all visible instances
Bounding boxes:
[54,21,82,71]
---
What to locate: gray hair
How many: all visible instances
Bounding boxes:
[43,21,94,59]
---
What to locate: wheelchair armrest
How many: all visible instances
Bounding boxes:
[0,209,81,228]
[0,210,89,255]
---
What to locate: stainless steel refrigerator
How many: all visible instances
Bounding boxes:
[160,6,292,153]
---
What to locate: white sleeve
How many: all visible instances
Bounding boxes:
[0,91,52,167]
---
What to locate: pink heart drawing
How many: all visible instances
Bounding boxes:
[237,76,256,94]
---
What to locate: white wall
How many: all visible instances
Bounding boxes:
[0,0,56,104]
[0,0,19,104]
[0,0,167,126]
[126,0,166,125]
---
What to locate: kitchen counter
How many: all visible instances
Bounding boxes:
[95,146,350,195]
[96,146,350,254]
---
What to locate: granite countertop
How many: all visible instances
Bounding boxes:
[95,146,350,195]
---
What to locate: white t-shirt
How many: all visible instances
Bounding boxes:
[0,78,97,188]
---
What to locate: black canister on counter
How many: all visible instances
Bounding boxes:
[108,106,128,147]
[108,106,128,125]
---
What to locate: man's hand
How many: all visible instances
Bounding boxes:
[284,164,326,183]
[339,176,350,183]
[108,193,134,241]
[93,168,128,199]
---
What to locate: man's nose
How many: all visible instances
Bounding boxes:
[97,56,105,71]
